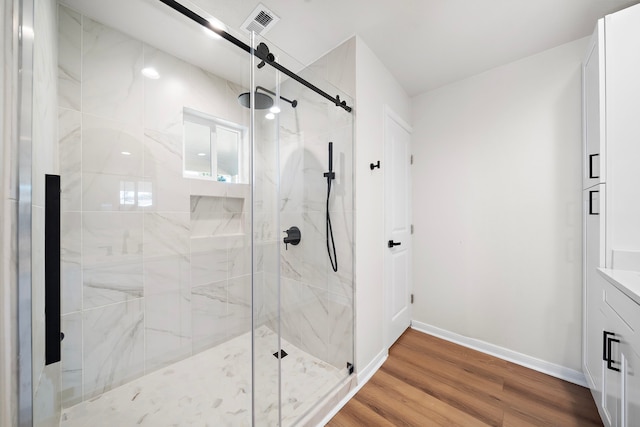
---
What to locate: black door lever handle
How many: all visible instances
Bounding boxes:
[388,240,401,248]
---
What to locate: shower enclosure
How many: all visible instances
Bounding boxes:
[18,0,355,425]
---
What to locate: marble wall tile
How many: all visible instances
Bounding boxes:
[82,212,143,308]
[82,299,145,399]
[327,209,354,299]
[143,46,193,137]
[227,275,252,339]
[280,212,327,289]
[188,66,243,128]
[82,18,143,126]
[296,284,329,362]
[82,173,152,212]
[228,235,251,279]
[327,292,353,370]
[325,38,356,99]
[143,44,247,138]
[143,130,190,212]
[58,108,81,211]
[279,277,301,347]
[61,211,82,314]
[260,272,279,330]
[190,196,243,237]
[278,133,304,214]
[303,141,329,213]
[82,114,143,176]
[61,313,82,407]
[190,236,228,287]
[327,126,354,214]
[58,5,81,110]
[144,256,190,296]
[143,212,189,259]
[191,281,228,353]
[145,289,192,372]
[279,84,329,142]
[83,264,143,309]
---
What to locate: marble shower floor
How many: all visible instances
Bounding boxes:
[60,326,346,427]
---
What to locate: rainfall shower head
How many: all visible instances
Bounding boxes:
[238,86,297,110]
[238,91,274,109]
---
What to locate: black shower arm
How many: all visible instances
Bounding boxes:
[157,0,352,113]
[256,86,297,107]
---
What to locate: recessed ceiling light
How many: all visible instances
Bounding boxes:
[141,67,160,79]
[121,151,132,156]
[265,113,275,120]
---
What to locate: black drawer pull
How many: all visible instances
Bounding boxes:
[603,330,621,372]
[589,153,600,179]
[589,190,599,216]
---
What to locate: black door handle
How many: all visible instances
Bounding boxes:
[388,240,401,248]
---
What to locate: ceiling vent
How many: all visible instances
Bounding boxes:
[241,4,280,36]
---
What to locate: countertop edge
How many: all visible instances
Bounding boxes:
[597,268,640,306]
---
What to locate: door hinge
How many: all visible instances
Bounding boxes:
[410,154,414,165]
[411,224,414,234]
[411,294,414,304]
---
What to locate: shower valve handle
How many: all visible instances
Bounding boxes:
[283,226,301,250]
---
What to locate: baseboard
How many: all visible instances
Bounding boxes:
[356,348,388,385]
[318,349,388,426]
[411,321,587,388]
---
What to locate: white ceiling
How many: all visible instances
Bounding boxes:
[63,0,640,97]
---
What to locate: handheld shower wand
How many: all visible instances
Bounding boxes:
[324,142,338,272]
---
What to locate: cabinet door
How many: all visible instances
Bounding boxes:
[584,186,606,394]
[620,341,640,427]
[602,282,638,427]
[605,3,640,253]
[602,310,623,427]
[583,20,605,189]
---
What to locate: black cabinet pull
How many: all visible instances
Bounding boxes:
[589,190,599,215]
[388,240,401,248]
[589,153,600,179]
[603,330,621,372]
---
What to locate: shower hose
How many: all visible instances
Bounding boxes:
[326,160,338,273]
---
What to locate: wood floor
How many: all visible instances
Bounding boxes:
[327,328,603,427]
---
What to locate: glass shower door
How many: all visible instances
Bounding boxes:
[250,32,283,426]
[52,1,256,425]
[251,33,355,426]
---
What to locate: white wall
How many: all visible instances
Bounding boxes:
[354,37,411,374]
[411,37,588,372]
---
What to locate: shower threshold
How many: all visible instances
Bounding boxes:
[60,326,345,426]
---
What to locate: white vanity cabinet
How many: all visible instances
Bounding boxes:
[598,272,640,427]
[582,3,640,426]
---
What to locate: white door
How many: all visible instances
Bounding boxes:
[384,108,412,347]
